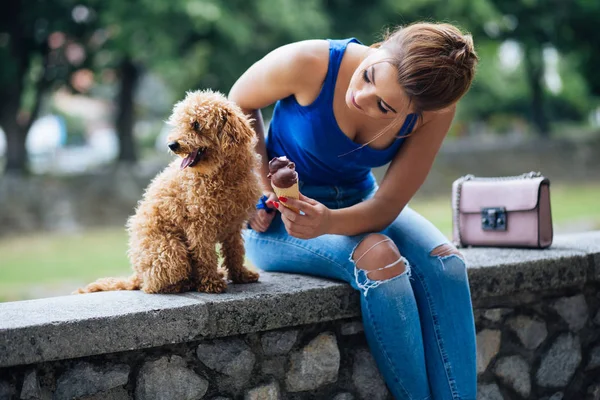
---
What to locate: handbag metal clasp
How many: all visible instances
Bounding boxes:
[481,207,507,231]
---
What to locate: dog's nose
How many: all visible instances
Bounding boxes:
[167,141,180,151]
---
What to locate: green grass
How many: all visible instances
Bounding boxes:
[1,182,599,302]
[0,228,130,302]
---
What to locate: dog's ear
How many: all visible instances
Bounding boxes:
[219,108,255,150]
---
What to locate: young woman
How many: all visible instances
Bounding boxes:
[229,22,478,400]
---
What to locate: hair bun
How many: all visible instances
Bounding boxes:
[375,22,478,112]
[450,34,474,65]
[450,47,467,65]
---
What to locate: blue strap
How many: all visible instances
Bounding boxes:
[255,194,274,213]
[247,194,273,230]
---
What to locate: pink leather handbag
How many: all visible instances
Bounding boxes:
[452,172,553,248]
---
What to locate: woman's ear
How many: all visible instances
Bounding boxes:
[219,108,255,150]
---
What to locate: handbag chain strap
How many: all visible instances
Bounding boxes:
[453,171,542,248]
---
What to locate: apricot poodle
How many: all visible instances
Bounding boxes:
[77,90,262,294]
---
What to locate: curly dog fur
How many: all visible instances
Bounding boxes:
[76,90,262,294]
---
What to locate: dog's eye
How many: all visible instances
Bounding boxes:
[192,121,201,131]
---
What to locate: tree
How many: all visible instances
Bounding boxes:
[83,0,331,163]
[554,0,600,98]
[0,0,100,174]
[483,0,577,136]
[92,0,204,164]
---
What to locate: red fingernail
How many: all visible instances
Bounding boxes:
[279,197,287,203]
[273,202,279,209]
[266,200,273,207]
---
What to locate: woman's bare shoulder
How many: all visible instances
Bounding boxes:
[229,40,330,110]
[273,40,330,84]
[282,39,330,60]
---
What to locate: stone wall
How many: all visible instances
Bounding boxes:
[1,320,385,400]
[1,231,600,400]
[2,135,599,237]
[475,288,600,400]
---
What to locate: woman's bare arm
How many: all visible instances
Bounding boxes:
[327,107,456,236]
[228,40,328,192]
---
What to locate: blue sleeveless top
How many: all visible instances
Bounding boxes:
[266,38,417,190]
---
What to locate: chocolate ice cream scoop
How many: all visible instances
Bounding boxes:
[267,156,298,189]
[268,156,291,173]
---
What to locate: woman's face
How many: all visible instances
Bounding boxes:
[345,49,411,120]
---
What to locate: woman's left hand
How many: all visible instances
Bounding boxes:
[273,193,332,239]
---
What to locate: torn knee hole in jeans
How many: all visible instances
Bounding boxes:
[349,237,411,297]
[430,243,464,261]
[352,256,410,297]
[430,244,468,278]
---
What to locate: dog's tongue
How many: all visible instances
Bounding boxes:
[180,149,200,170]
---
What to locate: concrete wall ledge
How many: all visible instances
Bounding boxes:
[1,231,599,369]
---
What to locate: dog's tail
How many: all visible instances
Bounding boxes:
[74,274,142,294]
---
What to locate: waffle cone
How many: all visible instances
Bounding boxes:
[272,182,300,213]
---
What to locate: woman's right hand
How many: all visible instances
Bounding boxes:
[248,192,278,232]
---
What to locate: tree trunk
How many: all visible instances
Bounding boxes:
[1,0,29,174]
[1,97,27,174]
[523,43,550,137]
[1,55,49,175]
[116,57,139,164]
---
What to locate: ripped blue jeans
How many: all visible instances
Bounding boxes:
[243,182,477,400]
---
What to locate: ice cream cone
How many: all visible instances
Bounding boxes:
[268,156,301,214]
[272,182,300,213]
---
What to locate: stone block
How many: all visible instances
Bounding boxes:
[261,357,287,380]
[197,338,255,387]
[586,346,600,370]
[482,308,513,322]
[286,332,340,392]
[352,348,389,400]
[244,382,281,400]
[588,384,600,400]
[340,320,364,335]
[261,330,297,356]
[81,387,131,400]
[552,294,588,332]
[476,329,501,375]
[476,383,503,400]
[332,393,355,400]
[507,315,547,350]
[494,355,531,397]
[136,355,208,400]
[536,334,582,387]
[0,381,15,400]
[20,370,42,400]
[54,362,129,400]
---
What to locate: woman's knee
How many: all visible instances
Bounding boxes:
[429,243,469,281]
[430,243,464,261]
[351,233,406,281]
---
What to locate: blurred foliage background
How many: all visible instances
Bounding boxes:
[1,0,600,172]
[1,0,600,301]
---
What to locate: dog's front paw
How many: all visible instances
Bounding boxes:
[230,268,260,284]
[197,278,227,294]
